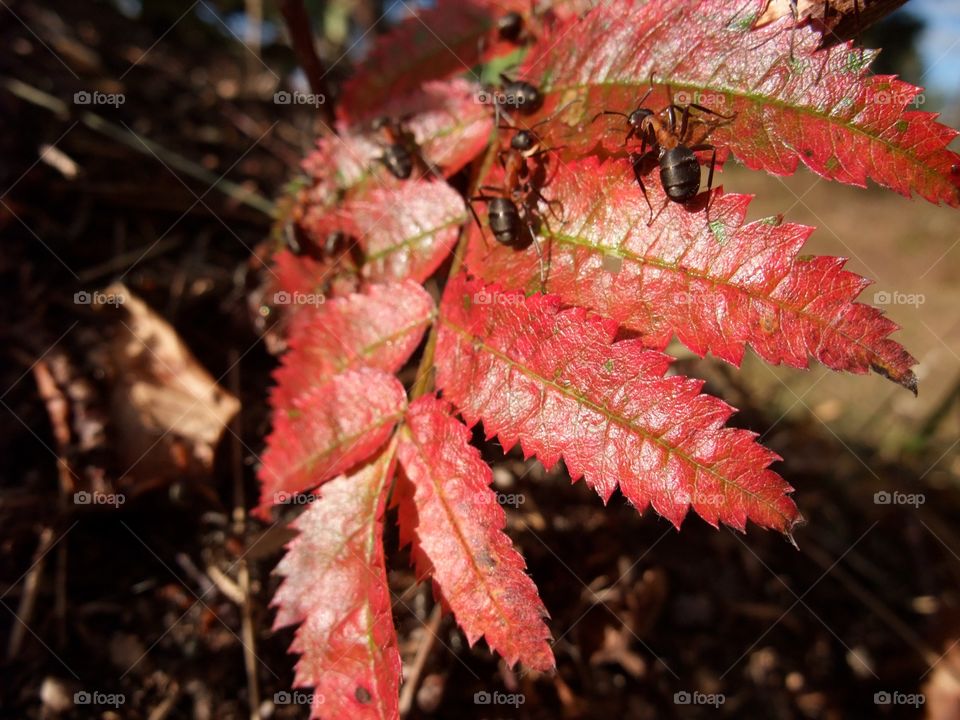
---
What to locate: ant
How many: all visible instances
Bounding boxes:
[370,116,437,180]
[482,73,543,118]
[594,84,734,221]
[468,117,563,287]
[497,11,526,43]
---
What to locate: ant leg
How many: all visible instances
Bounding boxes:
[531,188,564,223]
[689,143,717,192]
[683,103,735,121]
[468,195,497,250]
[690,144,718,219]
[531,231,547,292]
[590,109,631,124]
[679,103,691,140]
[631,152,655,224]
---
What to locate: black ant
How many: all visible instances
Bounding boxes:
[321,230,364,270]
[497,11,526,43]
[468,118,562,287]
[594,85,734,221]
[371,116,436,180]
[478,8,534,55]
[482,73,543,117]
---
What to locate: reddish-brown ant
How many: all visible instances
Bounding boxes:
[468,119,562,287]
[370,116,416,179]
[594,84,734,222]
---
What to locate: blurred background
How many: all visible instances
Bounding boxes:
[1,1,959,718]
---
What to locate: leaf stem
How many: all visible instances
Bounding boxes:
[408,131,501,401]
[278,0,335,125]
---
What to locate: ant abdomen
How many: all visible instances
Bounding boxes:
[659,146,701,202]
[486,197,522,246]
[381,144,413,179]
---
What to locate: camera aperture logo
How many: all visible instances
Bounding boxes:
[473,690,525,707]
[74,490,125,508]
[74,290,125,307]
[274,90,326,107]
[74,90,125,107]
[74,691,125,708]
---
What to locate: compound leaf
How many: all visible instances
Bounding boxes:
[434,274,800,534]
[465,156,917,391]
[257,368,405,516]
[271,280,435,408]
[272,450,400,720]
[396,395,554,670]
[524,0,960,206]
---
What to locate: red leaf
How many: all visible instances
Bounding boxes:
[396,395,554,670]
[272,450,401,720]
[524,0,960,206]
[257,369,405,516]
[271,280,434,408]
[465,156,917,391]
[348,180,467,283]
[305,79,493,194]
[339,0,526,122]
[435,274,800,534]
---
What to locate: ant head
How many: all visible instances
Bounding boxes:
[510,130,538,153]
[628,108,653,128]
[500,76,543,114]
[497,11,524,42]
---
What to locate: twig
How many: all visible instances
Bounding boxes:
[277,0,335,125]
[0,77,276,216]
[228,350,261,720]
[6,527,55,660]
[147,684,182,720]
[408,137,500,401]
[399,604,443,717]
[804,537,959,683]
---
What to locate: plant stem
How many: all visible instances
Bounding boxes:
[278,0,335,125]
